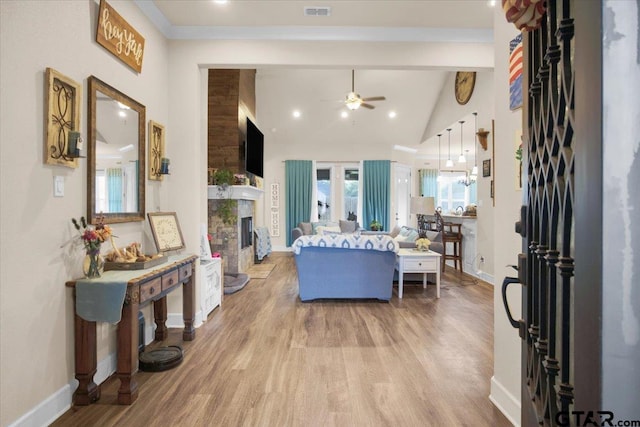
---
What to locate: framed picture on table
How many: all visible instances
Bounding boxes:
[148,212,185,252]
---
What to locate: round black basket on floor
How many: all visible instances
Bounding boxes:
[139,345,183,372]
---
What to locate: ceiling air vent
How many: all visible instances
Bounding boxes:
[304,6,331,17]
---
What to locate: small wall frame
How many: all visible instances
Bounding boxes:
[44,67,81,168]
[148,120,165,181]
[483,159,492,177]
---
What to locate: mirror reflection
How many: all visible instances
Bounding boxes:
[88,76,145,224]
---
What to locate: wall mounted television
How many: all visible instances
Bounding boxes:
[245,117,264,178]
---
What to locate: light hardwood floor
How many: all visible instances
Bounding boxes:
[54,252,512,427]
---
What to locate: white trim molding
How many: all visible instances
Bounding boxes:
[490,376,521,427]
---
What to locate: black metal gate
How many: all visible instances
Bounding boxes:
[500,0,606,425]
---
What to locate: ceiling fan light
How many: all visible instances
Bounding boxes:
[346,101,360,110]
[345,92,361,110]
[445,159,454,167]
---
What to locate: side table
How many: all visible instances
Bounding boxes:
[395,249,441,298]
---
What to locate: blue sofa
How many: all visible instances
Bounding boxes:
[293,234,398,301]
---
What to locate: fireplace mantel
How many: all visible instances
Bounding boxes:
[207,185,264,201]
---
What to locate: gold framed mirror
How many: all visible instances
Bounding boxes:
[88,76,145,224]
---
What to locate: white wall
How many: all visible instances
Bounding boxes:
[418,70,496,280]
[489,6,524,426]
[0,1,170,425]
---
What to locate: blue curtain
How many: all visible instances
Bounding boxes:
[362,160,390,231]
[107,168,122,212]
[419,169,438,198]
[285,160,312,246]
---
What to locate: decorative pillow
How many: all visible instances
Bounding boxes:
[404,229,420,242]
[298,222,312,236]
[339,220,358,233]
[394,234,408,243]
[425,230,441,242]
[311,221,339,234]
[389,225,402,238]
[316,225,341,235]
[399,226,413,237]
[311,222,326,235]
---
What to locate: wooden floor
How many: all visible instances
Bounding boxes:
[54,253,511,427]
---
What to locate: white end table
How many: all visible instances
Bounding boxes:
[395,248,441,298]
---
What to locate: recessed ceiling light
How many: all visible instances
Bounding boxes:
[388,111,397,119]
[487,0,497,6]
[341,111,349,118]
[213,0,229,4]
[292,110,301,118]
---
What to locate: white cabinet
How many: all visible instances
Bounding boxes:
[200,258,221,319]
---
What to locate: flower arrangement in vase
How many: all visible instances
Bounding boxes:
[71,214,112,278]
[415,238,431,251]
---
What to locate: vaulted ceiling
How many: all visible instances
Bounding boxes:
[135,0,496,156]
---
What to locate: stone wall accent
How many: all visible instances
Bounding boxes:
[208,198,255,274]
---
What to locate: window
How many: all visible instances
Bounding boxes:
[343,168,359,220]
[315,164,360,222]
[96,170,107,213]
[316,168,331,221]
[437,171,477,213]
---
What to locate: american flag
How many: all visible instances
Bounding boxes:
[509,33,523,110]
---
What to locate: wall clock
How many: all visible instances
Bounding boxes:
[454,71,476,105]
[148,212,185,252]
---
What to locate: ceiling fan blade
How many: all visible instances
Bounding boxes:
[361,96,386,102]
[360,103,375,109]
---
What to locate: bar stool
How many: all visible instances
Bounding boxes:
[435,211,463,273]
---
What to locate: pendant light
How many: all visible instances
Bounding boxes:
[471,112,479,176]
[445,128,453,167]
[437,133,443,181]
[458,120,466,163]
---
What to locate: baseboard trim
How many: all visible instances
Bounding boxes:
[9,311,205,427]
[272,245,292,252]
[95,352,117,385]
[7,382,73,427]
[472,270,495,285]
[489,376,521,427]
[10,351,119,427]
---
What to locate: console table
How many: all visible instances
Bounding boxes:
[66,254,198,405]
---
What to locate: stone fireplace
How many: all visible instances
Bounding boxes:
[207,185,263,274]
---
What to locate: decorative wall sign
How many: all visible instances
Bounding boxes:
[270,211,280,237]
[148,120,165,181]
[96,0,145,73]
[44,68,81,168]
[270,183,280,209]
[148,212,185,252]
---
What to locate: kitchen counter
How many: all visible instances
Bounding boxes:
[425,214,477,272]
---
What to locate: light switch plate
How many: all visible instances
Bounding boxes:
[53,176,64,197]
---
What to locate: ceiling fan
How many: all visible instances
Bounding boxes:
[344,70,386,110]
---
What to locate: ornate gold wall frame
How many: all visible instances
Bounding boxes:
[44,68,81,168]
[148,120,165,181]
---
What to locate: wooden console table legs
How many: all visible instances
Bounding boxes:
[182,275,196,341]
[116,296,139,405]
[73,315,100,405]
[153,298,168,341]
